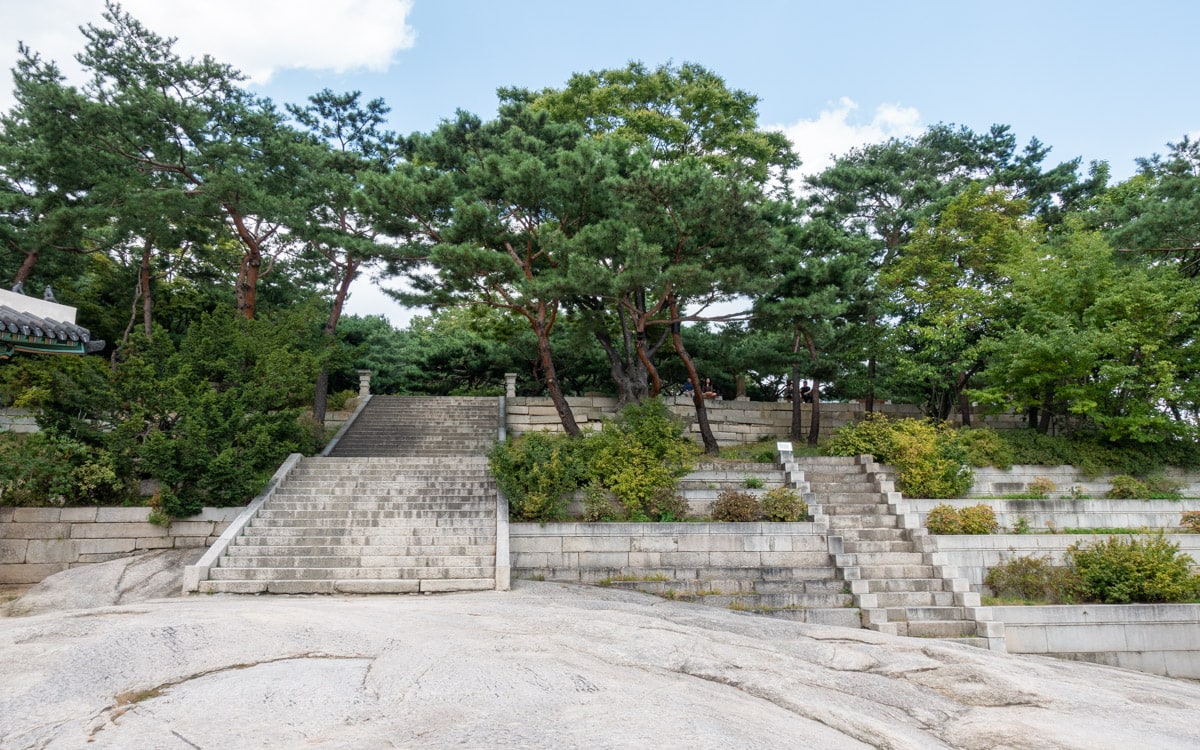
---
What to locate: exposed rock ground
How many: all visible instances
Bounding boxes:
[3,554,1200,749]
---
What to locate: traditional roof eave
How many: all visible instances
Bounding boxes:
[0,289,105,360]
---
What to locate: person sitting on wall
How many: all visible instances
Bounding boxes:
[682,379,695,395]
[800,381,813,403]
[703,378,719,399]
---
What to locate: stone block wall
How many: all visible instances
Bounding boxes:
[966,465,1200,498]
[905,497,1200,533]
[505,396,938,444]
[509,521,830,582]
[0,506,242,585]
[922,533,1200,591]
[990,603,1200,679]
[0,408,37,434]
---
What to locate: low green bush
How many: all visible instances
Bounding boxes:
[925,504,963,534]
[958,427,1014,469]
[711,489,763,522]
[488,431,588,522]
[648,486,691,522]
[1067,534,1200,603]
[1181,511,1200,534]
[1107,474,1184,500]
[1026,476,1056,499]
[759,487,808,522]
[984,554,1080,603]
[925,503,997,534]
[581,482,621,522]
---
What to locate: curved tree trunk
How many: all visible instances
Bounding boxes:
[669,301,718,454]
[538,322,581,436]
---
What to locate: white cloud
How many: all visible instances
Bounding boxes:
[0,0,416,112]
[772,97,925,178]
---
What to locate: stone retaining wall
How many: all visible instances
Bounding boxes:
[0,506,242,585]
[967,465,1200,498]
[510,521,829,581]
[905,497,1200,533]
[923,533,1200,591]
[991,603,1200,679]
[0,407,37,433]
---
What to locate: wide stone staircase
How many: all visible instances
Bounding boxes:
[802,455,1005,650]
[190,395,502,594]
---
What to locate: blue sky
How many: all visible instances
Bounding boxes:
[4,0,1198,324]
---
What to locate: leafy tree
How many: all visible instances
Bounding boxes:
[880,185,1041,423]
[286,89,406,424]
[363,102,630,434]
[1107,136,1200,276]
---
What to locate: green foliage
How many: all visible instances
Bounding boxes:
[1012,517,1031,534]
[925,503,998,534]
[958,427,1013,469]
[581,482,621,522]
[1067,534,1200,603]
[1026,476,1056,499]
[488,432,587,522]
[1107,475,1184,500]
[827,415,972,498]
[585,399,698,518]
[743,475,765,489]
[326,389,357,411]
[959,504,1000,534]
[710,489,763,522]
[925,504,963,534]
[0,432,129,506]
[984,555,1080,603]
[759,487,808,522]
[647,486,691,523]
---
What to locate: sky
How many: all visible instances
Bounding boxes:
[3,0,1199,326]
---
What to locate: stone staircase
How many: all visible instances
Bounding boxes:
[190,396,503,595]
[799,455,1005,650]
[327,395,500,457]
[605,460,859,628]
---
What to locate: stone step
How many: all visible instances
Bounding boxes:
[757,607,863,628]
[219,554,496,568]
[842,540,914,553]
[835,528,908,542]
[885,606,967,622]
[209,565,495,581]
[226,544,496,557]
[255,509,495,520]
[872,590,956,608]
[845,551,926,565]
[234,535,496,547]
[240,525,496,538]
[895,620,978,638]
[866,578,946,593]
[198,578,495,595]
[858,564,935,579]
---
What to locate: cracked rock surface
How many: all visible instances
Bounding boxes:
[3,576,1200,749]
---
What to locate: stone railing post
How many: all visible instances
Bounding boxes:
[505,372,517,397]
[357,370,372,398]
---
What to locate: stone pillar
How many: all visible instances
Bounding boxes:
[357,370,372,398]
[735,374,749,401]
[505,373,517,397]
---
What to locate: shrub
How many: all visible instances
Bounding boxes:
[326,389,357,411]
[1067,534,1200,603]
[1107,475,1143,499]
[1012,517,1031,534]
[585,399,698,518]
[826,415,972,498]
[984,555,1080,603]
[958,427,1013,469]
[743,475,765,489]
[1026,476,1056,499]
[1181,511,1200,534]
[1107,475,1183,500]
[959,504,1000,534]
[759,487,808,522]
[925,503,997,534]
[711,489,762,522]
[648,486,691,522]
[581,482,621,522]
[488,432,588,522]
[925,504,962,534]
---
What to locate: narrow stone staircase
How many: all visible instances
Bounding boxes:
[800,455,1005,650]
[190,395,503,595]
